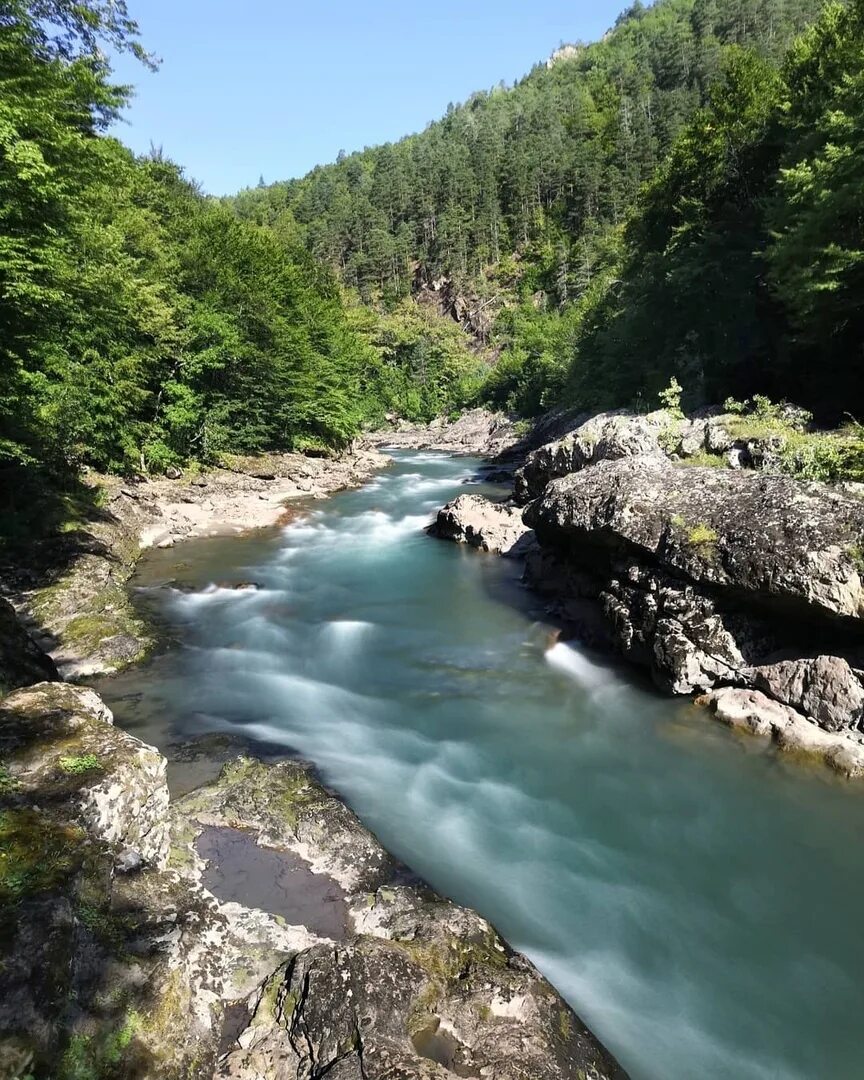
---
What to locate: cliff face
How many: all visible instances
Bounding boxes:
[0,678,626,1080]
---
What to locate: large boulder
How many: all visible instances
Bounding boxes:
[0,681,169,864]
[0,598,58,698]
[748,655,864,733]
[525,455,864,623]
[430,494,535,556]
[514,410,674,502]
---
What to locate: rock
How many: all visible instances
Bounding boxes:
[599,566,752,694]
[749,655,864,733]
[0,688,626,1078]
[727,447,746,469]
[698,686,864,777]
[190,475,208,487]
[0,682,169,865]
[0,598,58,698]
[367,408,523,457]
[699,686,798,737]
[430,494,535,556]
[514,410,676,502]
[525,455,864,623]
[165,465,182,480]
[191,760,626,1080]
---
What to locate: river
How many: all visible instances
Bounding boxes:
[96,451,864,1080]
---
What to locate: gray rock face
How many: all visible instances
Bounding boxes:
[525,455,864,623]
[749,655,864,733]
[698,687,864,778]
[515,410,674,502]
[0,597,58,698]
[367,408,522,457]
[0,681,169,864]
[430,494,535,556]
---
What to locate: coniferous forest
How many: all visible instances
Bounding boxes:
[3,0,864,491]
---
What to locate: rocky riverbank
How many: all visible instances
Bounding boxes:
[430,408,864,778]
[0,680,626,1080]
[1,446,388,681]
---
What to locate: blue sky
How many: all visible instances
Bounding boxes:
[109,1,630,196]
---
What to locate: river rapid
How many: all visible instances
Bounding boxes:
[97,451,864,1080]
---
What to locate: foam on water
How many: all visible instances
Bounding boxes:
[98,449,864,1080]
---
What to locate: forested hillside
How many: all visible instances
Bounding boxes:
[234,0,864,422]
[0,0,412,495]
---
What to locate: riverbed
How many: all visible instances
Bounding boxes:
[96,451,864,1080]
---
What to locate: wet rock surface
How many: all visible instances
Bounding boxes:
[0,688,626,1079]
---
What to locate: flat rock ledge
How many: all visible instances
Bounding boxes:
[0,681,626,1080]
[429,493,536,556]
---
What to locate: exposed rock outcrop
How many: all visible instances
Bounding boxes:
[512,408,808,503]
[367,408,523,457]
[430,494,535,556]
[525,455,864,623]
[0,685,626,1079]
[515,451,864,774]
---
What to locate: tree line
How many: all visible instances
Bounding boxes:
[236,0,863,423]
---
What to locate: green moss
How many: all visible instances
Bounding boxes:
[0,809,87,904]
[847,544,864,576]
[676,450,727,468]
[687,523,718,546]
[58,1010,141,1079]
[59,754,102,775]
[0,762,16,794]
[398,930,508,989]
[557,1008,573,1040]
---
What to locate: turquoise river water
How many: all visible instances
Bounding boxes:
[97,451,864,1080]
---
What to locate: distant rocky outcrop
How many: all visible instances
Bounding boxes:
[0,683,626,1079]
[367,407,523,457]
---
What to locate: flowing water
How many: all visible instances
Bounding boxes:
[97,452,864,1080]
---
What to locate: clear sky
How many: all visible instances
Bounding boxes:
[108,1,630,196]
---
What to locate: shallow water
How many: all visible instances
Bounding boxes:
[97,452,864,1080]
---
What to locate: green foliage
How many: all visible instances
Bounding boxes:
[0,809,85,904]
[227,0,823,420]
[362,300,486,422]
[58,754,101,775]
[0,5,392,492]
[658,377,684,418]
[58,1011,141,1079]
